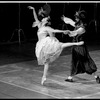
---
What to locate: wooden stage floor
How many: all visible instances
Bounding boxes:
[0,49,100,98]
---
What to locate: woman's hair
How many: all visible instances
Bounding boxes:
[37,5,51,26]
[38,4,51,21]
[42,3,51,17]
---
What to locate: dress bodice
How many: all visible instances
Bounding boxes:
[37,26,49,40]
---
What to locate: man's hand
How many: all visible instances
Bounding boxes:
[64,30,70,35]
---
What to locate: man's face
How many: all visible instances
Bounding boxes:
[75,16,79,22]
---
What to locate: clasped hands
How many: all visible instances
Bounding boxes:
[63,30,70,35]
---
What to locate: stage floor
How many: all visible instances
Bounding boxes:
[0,48,100,98]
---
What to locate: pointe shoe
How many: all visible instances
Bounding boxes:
[95,76,100,84]
[78,41,84,45]
[41,77,46,85]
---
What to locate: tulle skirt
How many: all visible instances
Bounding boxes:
[35,36,62,65]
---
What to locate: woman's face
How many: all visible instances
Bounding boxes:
[41,17,48,26]
[42,16,51,25]
[42,17,48,23]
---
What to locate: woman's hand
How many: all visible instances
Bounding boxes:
[28,6,34,10]
[64,30,70,35]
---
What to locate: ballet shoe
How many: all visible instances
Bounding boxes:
[78,41,84,45]
[65,78,74,82]
[41,77,46,85]
[95,76,100,84]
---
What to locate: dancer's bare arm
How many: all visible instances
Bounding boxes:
[28,6,40,23]
[28,6,40,27]
[46,27,66,34]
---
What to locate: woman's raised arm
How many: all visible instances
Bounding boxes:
[28,6,39,23]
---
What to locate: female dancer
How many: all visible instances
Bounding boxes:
[28,6,84,85]
[62,10,100,83]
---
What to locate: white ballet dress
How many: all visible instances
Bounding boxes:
[35,35,62,65]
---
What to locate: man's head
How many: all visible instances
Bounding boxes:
[74,10,86,22]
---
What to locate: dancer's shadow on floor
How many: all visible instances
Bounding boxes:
[43,82,67,90]
[74,76,96,84]
[80,81,96,84]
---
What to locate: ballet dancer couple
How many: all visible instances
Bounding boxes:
[28,5,100,85]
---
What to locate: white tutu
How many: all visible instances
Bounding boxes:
[35,36,62,65]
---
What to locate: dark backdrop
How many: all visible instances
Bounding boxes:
[0,2,100,43]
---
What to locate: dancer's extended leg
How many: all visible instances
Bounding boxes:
[61,41,84,49]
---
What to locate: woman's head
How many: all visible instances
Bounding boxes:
[38,4,51,21]
[38,4,51,27]
[38,4,51,17]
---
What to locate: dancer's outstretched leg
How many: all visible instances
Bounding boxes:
[61,41,84,49]
[41,63,49,85]
[61,41,84,82]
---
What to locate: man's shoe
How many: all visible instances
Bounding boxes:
[96,76,100,84]
[65,78,74,82]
